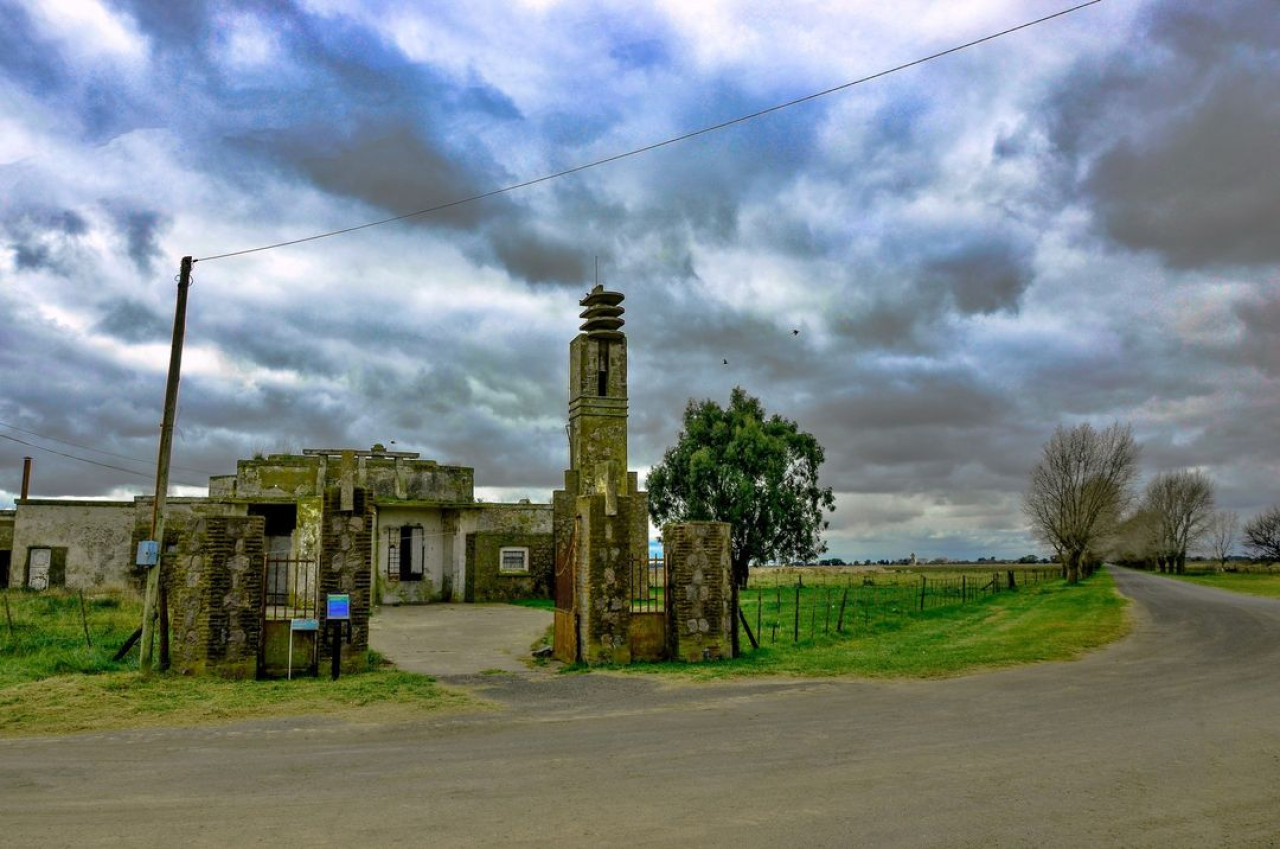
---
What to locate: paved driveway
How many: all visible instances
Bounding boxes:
[369,602,552,677]
[4,568,1280,847]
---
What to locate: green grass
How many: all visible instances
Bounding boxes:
[0,589,475,737]
[0,589,142,687]
[507,598,555,611]
[1164,569,1280,599]
[626,569,1129,680]
[0,668,474,737]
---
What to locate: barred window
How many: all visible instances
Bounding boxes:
[499,547,529,573]
[387,526,424,582]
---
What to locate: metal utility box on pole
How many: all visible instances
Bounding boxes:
[140,255,192,674]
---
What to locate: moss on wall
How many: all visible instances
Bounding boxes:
[466,531,553,602]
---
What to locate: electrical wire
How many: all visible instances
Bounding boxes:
[196,0,1101,263]
[0,433,208,489]
[0,420,218,475]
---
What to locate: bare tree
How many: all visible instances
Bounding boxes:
[1141,470,1216,574]
[1203,510,1239,570]
[1243,506,1280,563]
[1023,422,1140,583]
[1107,507,1160,569]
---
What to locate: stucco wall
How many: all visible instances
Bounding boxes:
[10,500,135,590]
[464,503,554,602]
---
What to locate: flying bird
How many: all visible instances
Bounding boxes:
[723,359,729,365]
[792,329,799,336]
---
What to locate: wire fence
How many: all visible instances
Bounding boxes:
[740,567,1062,646]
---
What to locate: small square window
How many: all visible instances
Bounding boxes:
[499,547,529,573]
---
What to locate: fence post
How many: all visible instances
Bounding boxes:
[793,577,802,642]
[837,584,850,633]
[919,575,926,612]
[961,574,966,604]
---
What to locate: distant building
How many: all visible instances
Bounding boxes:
[0,444,552,605]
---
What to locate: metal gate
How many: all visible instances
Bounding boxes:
[259,557,319,678]
[553,524,578,663]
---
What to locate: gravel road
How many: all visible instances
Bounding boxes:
[3,567,1279,848]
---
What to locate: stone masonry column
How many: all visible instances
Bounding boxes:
[664,521,733,662]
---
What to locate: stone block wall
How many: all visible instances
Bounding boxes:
[170,516,266,678]
[576,493,638,665]
[319,487,372,673]
[664,522,733,663]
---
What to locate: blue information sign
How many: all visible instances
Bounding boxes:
[291,618,319,632]
[326,593,350,620]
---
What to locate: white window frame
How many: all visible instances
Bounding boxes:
[499,546,530,574]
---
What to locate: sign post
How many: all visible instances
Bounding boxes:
[288,617,318,680]
[325,594,350,681]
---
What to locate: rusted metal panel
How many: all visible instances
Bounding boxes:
[553,526,578,662]
[629,612,666,662]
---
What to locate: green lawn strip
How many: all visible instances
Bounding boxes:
[1,590,143,688]
[0,668,476,737]
[507,598,555,611]
[623,569,1129,680]
[1,590,477,737]
[1163,570,1280,599]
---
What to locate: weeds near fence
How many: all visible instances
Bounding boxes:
[628,567,1127,679]
[0,589,141,687]
[740,566,1062,646]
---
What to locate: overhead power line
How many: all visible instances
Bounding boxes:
[197,0,1101,263]
[0,433,208,490]
[0,420,218,475]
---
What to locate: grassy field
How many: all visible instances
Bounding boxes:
[1165,568,1280,599]
[0,589,473,737]
[629,567,1129,679]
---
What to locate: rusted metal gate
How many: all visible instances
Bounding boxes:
[629,555,667,661]
[259,557,319,678]
[553,524,578,663]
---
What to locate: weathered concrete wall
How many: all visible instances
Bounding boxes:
[169,515,266,678]
[224,452,476,505]
[665,522,733,663]
[232,457,319,499]
[466,530,554,602]
[463,503,553,602]
[359,457,473,502]
[373,506,448,605]
[319,487,372,674]
[0,511,14,550]
[10,500,135,589]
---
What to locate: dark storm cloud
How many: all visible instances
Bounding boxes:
[1054,0,1280,269]
[5,207,89,272]
[1234,294,1280,377]
[486,228,589,286]
[110,208,168,273]
[93,298,170,343]
[921,240,1032,316]
[829,229,1033,351]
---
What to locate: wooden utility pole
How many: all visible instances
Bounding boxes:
[140,256,192,674]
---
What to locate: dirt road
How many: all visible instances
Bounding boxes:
[3,568,1279,847]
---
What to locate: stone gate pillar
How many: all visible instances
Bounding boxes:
[664,522,733,662]
[170,515,266,678]
[319,481,372,674]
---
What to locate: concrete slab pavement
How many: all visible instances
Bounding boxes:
[368,602,553,677]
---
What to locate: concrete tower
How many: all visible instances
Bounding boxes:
[552,286,648,664]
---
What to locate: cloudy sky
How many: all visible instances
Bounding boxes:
[2,0,1276,561]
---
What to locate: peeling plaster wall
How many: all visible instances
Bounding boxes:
[10,500,135,590]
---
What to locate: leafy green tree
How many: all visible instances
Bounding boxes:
[647,387,836,588]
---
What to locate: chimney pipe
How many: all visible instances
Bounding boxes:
[20,456,32,501]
